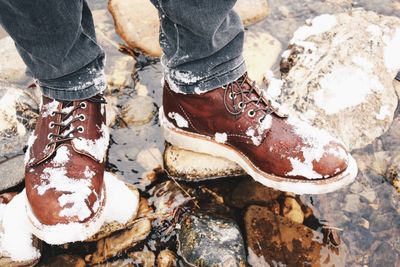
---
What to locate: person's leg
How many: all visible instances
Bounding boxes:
[0,0,109,244]
[155,0,357,194]
[150,0,246,94]
[0,0,106,100]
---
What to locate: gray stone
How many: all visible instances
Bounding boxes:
[278,11,400,149]
[0,155,25,191]
[178,213,247,267]
[369,242,399,267]
[163,143,245,181]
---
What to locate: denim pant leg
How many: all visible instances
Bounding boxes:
[0,0,106,100]
[150,0,247,94]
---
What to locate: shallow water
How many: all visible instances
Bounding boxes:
[1,0,399,266]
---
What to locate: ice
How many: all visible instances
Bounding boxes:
[168,112,189,128]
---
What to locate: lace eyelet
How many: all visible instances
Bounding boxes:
[49,121,55,129]
[80,102,87,109]
[50,111,56,117]
[229,92,236,100]
[258,117,263,124]
[77,126,85,133]
[238,102,244,109]
[248,109,256,117]
[47,133,53,140]
[79,114,86,121]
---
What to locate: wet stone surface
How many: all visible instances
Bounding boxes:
[0,0,399,266]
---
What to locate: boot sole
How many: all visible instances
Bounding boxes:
[160,106,358,195]
[25,183,107,245]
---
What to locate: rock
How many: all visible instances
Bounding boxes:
[177,213,247,267]
[108,0,269,57]
[129,249,155,267]
[278,11,400,149]
[343,194,362,213]
[0,37,30,85]
[0,155,25,191]
[369,242,399,267]
[245,205,345,267]
[104,95,119,127]
[163,143,245,181]
[121,95,155,126]
[157,249,176,267]
[42,254,85,267]
[282,197,304,224]
[85,197,153,265]
[95,258,136,266]
[92,10,136,90]
[136,147,163,171]
[229,178,281,208]
[243,31,281,86]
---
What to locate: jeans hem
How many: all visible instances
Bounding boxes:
[166,58,247,94]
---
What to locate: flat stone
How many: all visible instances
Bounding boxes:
[121,95,155,126]
[229,178,281,208]
[177,213,247,267]
[278,11,400,149]
[245,205,345,266]
[163,143,245,181]
[84,197,153,265]
[243,31,281,86]
[108,0,269,57]
[0,155,25,191]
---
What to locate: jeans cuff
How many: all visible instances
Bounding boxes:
[165,57,247,94]
[37,55,107,101]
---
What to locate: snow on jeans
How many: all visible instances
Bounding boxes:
[0,0,247,99]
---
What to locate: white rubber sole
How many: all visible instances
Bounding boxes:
[160,106,358,195]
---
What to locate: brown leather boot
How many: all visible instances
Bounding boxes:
[24,94,109,244]
[160,73,357,194]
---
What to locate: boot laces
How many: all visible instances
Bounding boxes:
[46,95,106,148]
[223,74,277,122]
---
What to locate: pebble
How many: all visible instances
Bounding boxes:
[282,197,305,224]
[157,249,176,267]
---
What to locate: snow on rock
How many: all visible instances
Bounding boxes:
[0,193,40,262]
[278,11,400,149]
[108,0,269,57]
[72,123,110,163]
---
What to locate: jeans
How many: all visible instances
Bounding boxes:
[0,0,246,99]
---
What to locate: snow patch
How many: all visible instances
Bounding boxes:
[84,166,96,179]
[384,27,400,72]
[290,14,337,44]
[41,100,59,118]
[72,123,110,163]
[247,248,269,267]
[376,105,391,120]
[215,132,228,143]
[352,56,374,73]
[265,71,284,98]
[168,112,189,128]
[24,133,37,165]
[314,65,384,114]
[0,194,40,262]
[52,146,70,166]
[246,115,272,146]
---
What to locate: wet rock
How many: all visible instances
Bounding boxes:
[282,196,304,224]
[149,180,191,215]
[129,249,155,267]
[178,213,247,267]
[245,205,345,267]
[229,178,281,208]
[108,0,269,57]
[43,254,85,267]
[369,242,399,267]
[278,11,400,149]
[157,249,176,267]
[85,197,153,265]
[163,143,245,181]
[243,31,281,85]
[0,155,25,191]
[121,95,155,126]
[92,10,136,90]
[0,37,30,85]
